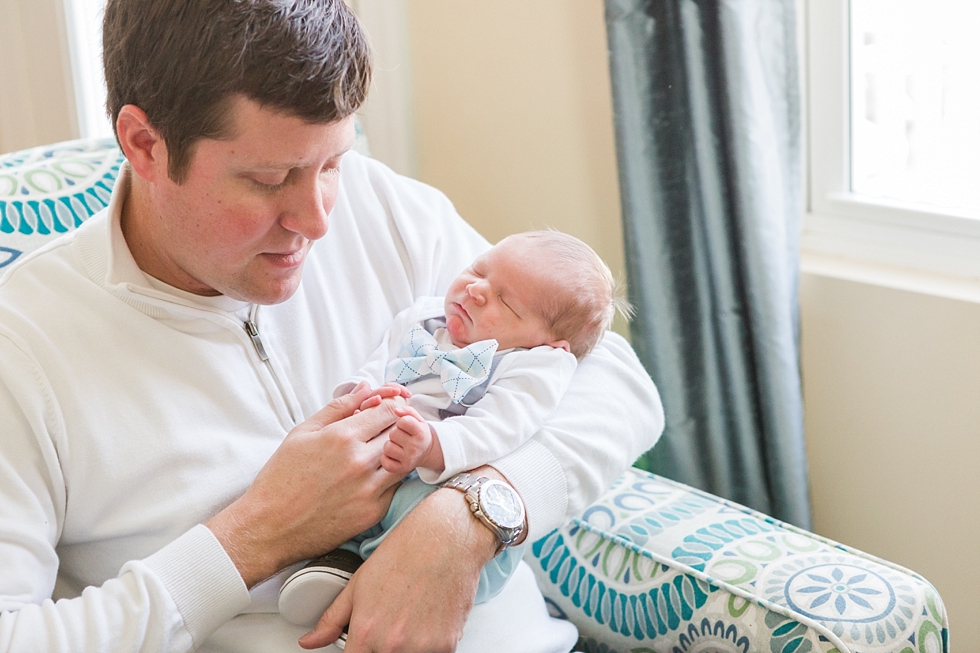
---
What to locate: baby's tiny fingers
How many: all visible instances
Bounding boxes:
[358,395,383,411]
[392,406,425,423]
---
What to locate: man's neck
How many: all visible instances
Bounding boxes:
[120,172,221,297]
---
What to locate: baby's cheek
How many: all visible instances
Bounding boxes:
[445,314,469,345]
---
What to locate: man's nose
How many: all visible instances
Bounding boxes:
[280,180,331,241]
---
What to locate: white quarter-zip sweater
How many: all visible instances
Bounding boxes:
[0,151,664,653]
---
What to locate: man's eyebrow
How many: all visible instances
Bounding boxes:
[246,141,355,171]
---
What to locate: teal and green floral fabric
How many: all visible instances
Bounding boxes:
[0,138,124,269]
[529,468,948,653]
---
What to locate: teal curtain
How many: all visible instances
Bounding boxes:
[605,0,810,527]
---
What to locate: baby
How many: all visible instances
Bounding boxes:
[278,230,629,630]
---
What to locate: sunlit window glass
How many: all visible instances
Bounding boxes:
[850,0,980,216]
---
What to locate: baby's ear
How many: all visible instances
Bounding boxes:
[548,339,571,353]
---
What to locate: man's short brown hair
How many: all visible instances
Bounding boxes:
[103,0,372,183]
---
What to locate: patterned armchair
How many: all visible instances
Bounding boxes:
[0,139,949,653]
[529,468,946,653]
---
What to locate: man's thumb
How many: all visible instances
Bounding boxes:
[305,382,373,430]
[298,583,354,650]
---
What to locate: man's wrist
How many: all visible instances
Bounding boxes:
[205,502,282,589]
[476,466,528,543]
[440,467,528,552]
[205,489,304,589]
[432,482,500,562]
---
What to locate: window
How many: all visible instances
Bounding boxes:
[62,0,112,140]
[851,0,980,215]
[804,0,980,292]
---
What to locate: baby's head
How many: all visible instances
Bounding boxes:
[443,230,629,358]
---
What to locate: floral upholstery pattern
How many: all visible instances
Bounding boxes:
[529,467,948,653]
[0,138,124,269]
[1,139,949,652]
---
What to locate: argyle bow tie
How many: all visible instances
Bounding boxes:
[385,324,498,403]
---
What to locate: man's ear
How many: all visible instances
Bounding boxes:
[548,339,571,353]
[115,105,168,182]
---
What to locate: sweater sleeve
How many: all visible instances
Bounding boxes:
[492,332,664,540]
[0,331,250,653]
[418,347,577,485]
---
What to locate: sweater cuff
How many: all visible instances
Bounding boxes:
[491,439,567,541]
[421,421,466,484]
[141,524,250,646]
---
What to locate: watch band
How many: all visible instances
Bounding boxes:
[442,473,525,556]
[442,472,483,494]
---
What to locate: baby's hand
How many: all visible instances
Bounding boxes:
[381,406,444,475]
[353,383,411,413]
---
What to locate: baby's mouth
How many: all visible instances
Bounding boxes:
[454,302,472,323]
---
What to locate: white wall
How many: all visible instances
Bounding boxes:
[402,0,626,332]
[801,273,979,648]
[0,0,76,154]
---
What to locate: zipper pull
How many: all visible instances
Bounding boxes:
[244,320,270,361]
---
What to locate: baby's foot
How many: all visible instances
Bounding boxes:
[278,549,363,627]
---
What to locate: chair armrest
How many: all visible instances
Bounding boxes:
[528,467,948,653]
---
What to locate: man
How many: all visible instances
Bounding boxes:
[0,1,663,651]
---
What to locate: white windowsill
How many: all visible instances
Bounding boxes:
[804,206,980,277]
[802,192,980,303]
[801,246,980,307]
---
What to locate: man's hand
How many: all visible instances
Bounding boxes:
[381,405,445,475]
[205,382,408,588]
[297,466,510,652]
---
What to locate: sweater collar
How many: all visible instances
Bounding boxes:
[78,163,250,315]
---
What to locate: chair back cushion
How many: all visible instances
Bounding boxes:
[0,138,125,271]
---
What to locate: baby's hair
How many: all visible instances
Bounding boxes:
[502,230,632,359]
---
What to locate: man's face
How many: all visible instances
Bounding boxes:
[127,96,355,304]
[443,236,560,351]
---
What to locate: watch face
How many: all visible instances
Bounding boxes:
[480,481,525,529]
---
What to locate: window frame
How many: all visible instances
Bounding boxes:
[804,0,980,287]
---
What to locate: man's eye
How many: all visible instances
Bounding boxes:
[252,177,287,191]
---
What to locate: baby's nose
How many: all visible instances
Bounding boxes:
[467,282,487,305]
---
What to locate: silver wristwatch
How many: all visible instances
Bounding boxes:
[442,473,526,555]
